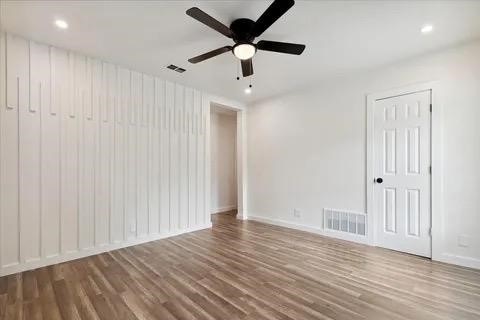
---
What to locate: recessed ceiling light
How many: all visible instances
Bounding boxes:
[421,24,433,34]
[244,87,252,95]
[54,19,68,29]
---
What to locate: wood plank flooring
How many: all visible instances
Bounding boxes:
[1,211,479,320]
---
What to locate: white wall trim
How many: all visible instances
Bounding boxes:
[206,98,248,220]
[212,205,237,214]
[248,215,370,245]
[436,253,480,270]
[236,109,248,220]
[0,223,211,277]
[249,215,480,270]
[366,81,443,258]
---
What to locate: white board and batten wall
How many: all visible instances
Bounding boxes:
[0,32,244,276]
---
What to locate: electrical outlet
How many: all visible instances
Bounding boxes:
[293,208,301,218]
[458,235,469,247]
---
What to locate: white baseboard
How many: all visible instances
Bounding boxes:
[435,252,480,270]
[248,215,480,270]
[248,215,369,245]
[0,223,212,277]
[212,205,237,214]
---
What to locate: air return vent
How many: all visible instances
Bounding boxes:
[166,64,186,73]
[324,208,366,236]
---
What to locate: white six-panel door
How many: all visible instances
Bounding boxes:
[374,90,431,257]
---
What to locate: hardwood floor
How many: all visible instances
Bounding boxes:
[1,211,479,320]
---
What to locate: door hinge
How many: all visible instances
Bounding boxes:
[429,166,432,174]
[430,103,432,112]
[429,228,432,237]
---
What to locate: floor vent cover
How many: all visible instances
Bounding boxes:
[324,208,366,236]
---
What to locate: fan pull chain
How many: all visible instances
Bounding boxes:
[236,61,240,80]
[244,76,253,94]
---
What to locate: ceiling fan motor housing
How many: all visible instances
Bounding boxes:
[230,18,256,43]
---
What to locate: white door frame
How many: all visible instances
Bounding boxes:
[366,81,443,259]
[205,94,248,220]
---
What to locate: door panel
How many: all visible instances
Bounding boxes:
[406,127,420,174]
[374,90,431,257]
[406,189,420,236]
[383,129,396,174]
[384,188,396,233]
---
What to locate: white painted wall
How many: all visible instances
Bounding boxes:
[247,40,480,269]
[0,32,227,276]
[210,111,237,213]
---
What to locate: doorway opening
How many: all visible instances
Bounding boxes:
[210,103,238,217]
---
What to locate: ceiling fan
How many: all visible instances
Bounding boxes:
[186,0,305,78]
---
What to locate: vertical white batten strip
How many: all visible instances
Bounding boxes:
[109,65,116,243]
[146,75,150,234]
[72,52,80,252]
[18,37,27,263]
[186,88,190,228]
[0,32,4,268]
[110,65,115,242]
[195,91,199,226]
[178,84,182,230]
[37,41,43,259]
[158,78,162,233]
[202,94,208,225]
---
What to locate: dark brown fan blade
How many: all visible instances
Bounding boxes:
[186,7,233,38]
[188,46,232,64]
[253,0,295,37]
[241,59,254,77]
[257,40,305,55]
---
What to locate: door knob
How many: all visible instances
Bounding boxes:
[375,178,383,184]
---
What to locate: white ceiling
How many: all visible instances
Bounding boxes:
[2,1,480,103]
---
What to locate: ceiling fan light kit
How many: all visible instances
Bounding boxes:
[233,43,256,60]
[186,0,305,78]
